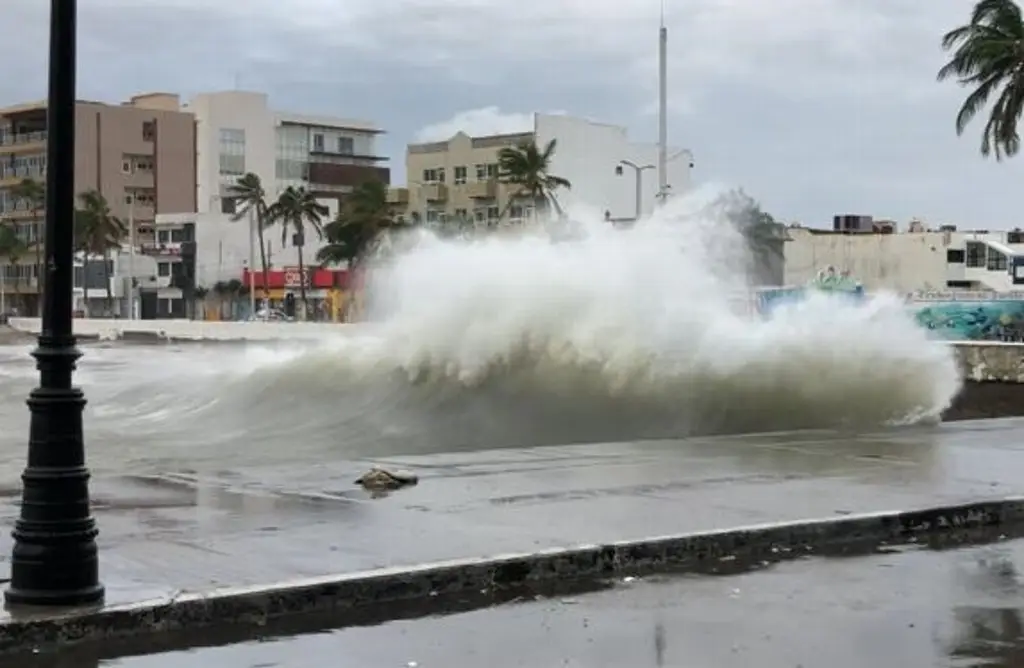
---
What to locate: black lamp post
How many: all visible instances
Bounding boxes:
[4,0,104,607]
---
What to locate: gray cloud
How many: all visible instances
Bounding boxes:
[2,0,1022,227]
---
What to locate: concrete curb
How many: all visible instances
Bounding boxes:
[3,497,1024,655]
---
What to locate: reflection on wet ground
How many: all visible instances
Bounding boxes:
[3,420,1024,606]
[14,534,1024,667]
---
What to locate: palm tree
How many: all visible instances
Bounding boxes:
[318,181,410,322]
[0,225,28,313]
[496,139,571,222]
[938,0,1024,159]
[10,178,44,310]
[74,190,128,317]
[226,173,273,307]
[317,181,405,268]
[268,186,328,320]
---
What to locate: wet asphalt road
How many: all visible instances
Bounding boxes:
[19,537,1024,668]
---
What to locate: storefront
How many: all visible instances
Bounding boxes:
[242,266,351,321]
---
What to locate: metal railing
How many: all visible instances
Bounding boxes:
[0,131,47,147]
[0,166,45,181]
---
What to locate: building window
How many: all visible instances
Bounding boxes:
[221,197,237,215]
[946,249,965,263]
[454,166,467,185]
[313,133,324,152]
[425,210,439,223]
[121,160,132,174]
[142,121,156,142]
[486,206,499,220]
[965,241,986,268]
[337,137,354,154]
[218,128,246,176]
[157,262,171,277]
[157,230,170,243]
[454,208,468,220]
[423,168,438,183]
[987,250,1008,272]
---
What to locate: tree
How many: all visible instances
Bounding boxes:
[938,0,1024,160]
[269,186,328,320]
[707,189,788,287]
[226,173,274,308]
[74,190,127,317]
[317,181,411,322]
[496,139,571,222]
[10,178,44,310]
[0,225,28,312]
[317,181,405,268]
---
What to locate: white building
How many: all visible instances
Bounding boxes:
[394,112,693,226]
[785,226,1024,295]
[534,113,693,220]
[186,91,388,215]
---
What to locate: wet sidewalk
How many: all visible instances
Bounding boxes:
[1,418,1023,610]
[45,536,1024,668]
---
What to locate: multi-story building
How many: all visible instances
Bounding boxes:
[389,113,693,228]
[187,91,389,216]
[0,93,196,314]
[785,224,1024,295]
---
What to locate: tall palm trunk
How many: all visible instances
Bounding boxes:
[296,241,308,321]
[256,215,270,310]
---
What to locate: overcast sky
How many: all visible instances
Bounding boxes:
[4,0,1023,228]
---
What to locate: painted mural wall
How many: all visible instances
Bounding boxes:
[912,292,1024,342]
[755,269,1024,342]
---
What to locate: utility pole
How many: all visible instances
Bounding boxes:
[657,0,668,205]
[617,160,655,222]
[127,194,135,319]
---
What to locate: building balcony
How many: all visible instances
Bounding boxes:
[0,131,47,155]
[139,241,183,257]
[386,187,409,205]
[124,169,155,189]
[464,180,497,199]
[0,166,45,188]
[421,183,448,202]
[308,162,390,188]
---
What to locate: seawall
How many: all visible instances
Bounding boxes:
[944,341,1024,420]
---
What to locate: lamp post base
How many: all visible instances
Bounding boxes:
[4,345,104,609]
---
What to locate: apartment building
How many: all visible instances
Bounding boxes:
[392,131,533,227]
[0,93,196,314]
[390,113,693,228]
[188,91,389,216]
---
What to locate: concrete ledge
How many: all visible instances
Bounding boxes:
[3,497,1024,656]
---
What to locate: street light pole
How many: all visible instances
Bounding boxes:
[127,194,136,320]
[5,0,105,607]
[617,160,655,222]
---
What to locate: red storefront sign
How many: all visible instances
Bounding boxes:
[242,267,350,290]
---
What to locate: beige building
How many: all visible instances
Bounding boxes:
[389,131,536,228]
[0,93,196,313]
[389,113,694,230]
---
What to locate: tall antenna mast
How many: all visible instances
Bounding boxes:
[657,0,668,203]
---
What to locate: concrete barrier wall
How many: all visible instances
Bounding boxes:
[6,317,351,342]
[953,341,1024,383]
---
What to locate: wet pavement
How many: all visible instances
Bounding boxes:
[1,418,1024,614]
[17,536,1024,667]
